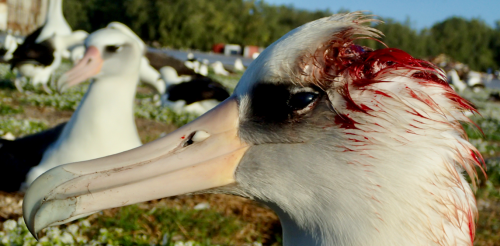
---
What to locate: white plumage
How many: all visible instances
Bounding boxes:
[24,26,143,186]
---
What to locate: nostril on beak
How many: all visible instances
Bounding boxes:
[183,131,210,147]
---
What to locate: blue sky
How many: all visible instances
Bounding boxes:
[265,0,499,30]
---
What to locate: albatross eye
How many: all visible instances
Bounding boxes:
[288,92,319,111]
[105,45,122,53]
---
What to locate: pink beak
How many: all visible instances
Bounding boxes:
[57,46,104,92]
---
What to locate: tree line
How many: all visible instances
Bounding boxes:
[63,0,500,71]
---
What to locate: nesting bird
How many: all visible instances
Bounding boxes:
[24,12,482,246]
[10,0,87,93]
[1,24,148,191]
[159,66,230,115]
[104,22,230,113]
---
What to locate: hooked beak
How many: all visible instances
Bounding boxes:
[23,97,248,239]
[57,46,103,92]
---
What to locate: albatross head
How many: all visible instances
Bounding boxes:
[57,27,143,92]
[24,12,482,246]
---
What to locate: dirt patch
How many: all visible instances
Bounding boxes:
[136,117,177,143]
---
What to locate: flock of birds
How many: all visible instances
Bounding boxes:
[0,2,486,245]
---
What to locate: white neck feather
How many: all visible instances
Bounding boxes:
[36,0,72,43]
[28,75,142,185]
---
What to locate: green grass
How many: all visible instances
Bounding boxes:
[0,203,268,246]
[92,205,249,245]
[0,103,22,115]
[0,118,47,136]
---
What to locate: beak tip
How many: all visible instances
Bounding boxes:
[24,214,38,240]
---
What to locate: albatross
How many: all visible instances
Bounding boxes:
[0,25,147,191]
[24,12,482,246]
[10,0,77,93]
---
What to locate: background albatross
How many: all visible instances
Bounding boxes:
[24,12,483,246]
[0,25,148,191]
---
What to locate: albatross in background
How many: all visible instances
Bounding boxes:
[159,66,230,114]
[106,22,230,114]
[0,25,146,191]
[34,0,72,44]
[104,22,166,95]
[10,30,88,93]
[24,12,482,246]
[0,32,22,62]
[9,0,85,93]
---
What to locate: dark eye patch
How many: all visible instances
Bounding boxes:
[105,45,121,53]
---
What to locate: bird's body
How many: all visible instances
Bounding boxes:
[27,74,142,185]
[24,12,482,246]
[11,31,87,93]
[159,66,230,114]
[0,123,66,192]
[211,61,230,76]
[146,51,199,77]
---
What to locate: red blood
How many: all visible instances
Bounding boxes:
[335,114,358,129]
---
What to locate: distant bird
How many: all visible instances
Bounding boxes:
[104,22,230,110]
[159,66,230,114]
[35,0,72,44]
[145,51,198,77]
[199,59,209,76]
[184,52,200,72]
[0,32,22,62]
[447,69,485,93]
[447,69,468,92]
[10,0,85,93]
[0,25,146,191]
[104,22,166,94]
[234,58,245,71]
[69,44,85,64]
[466,71,484,92]
[211,61,230,76]
[25,12,482,246]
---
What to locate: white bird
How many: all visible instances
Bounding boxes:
[184,52,201,73]
[104,22,229,112]
[211,60,230,76]
[234,58,245,71]
[0,32,20,61]
[199,59,209,76]
[22,26,144,187]
[11,31,88,93]
[466,71,484,92]
[35,0,72,43]
[69,44,85,64]
[447,69,468,92]
[106,22,166,94]
[25,12,482,246]
[159,66,229,115]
